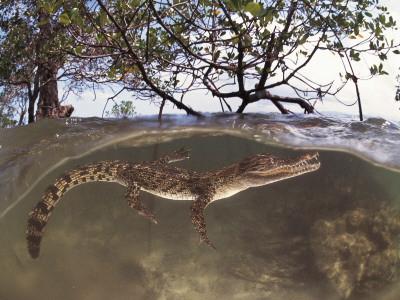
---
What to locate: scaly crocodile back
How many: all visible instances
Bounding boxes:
[26,161,125,258]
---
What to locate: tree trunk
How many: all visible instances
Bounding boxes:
[35,8,73,121]
[35,63,74,120]
[236,100,248,113]
[28,96,36,123]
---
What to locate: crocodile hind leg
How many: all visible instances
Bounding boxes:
[156,147,190,164]
[125,184,157,224]
[190,196,216,250]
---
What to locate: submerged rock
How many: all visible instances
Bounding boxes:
[310,205,400,298]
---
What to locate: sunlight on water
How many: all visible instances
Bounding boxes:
[1,114,400,299]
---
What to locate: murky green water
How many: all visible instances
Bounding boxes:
[1,115,400,299]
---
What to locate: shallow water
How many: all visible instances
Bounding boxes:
[1,114,400,299]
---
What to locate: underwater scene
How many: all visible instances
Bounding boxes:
[0,114,400,300]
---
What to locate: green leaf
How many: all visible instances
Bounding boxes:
[378,53,387,61]
[244,2,260,17]
[95,33,105,43]
[128,0,141,8]
[58,13,71,25]
[43,2,53,14]
[214,50,221,60]
[255,66,263,75]
[370,64,378,75]
[100,8,107,27]
[350,49,360,61]
[261,10,274,26]
[53,1,63,14]
[393,49,400,55]
[230,0,243,11]
[70,8,79,20]
[37,19,50,26]
[73,45,83,55]
[298,37,307,45]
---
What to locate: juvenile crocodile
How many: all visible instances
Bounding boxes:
[26,148,320,258]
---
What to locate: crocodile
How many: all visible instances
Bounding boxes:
[26,148,320,258]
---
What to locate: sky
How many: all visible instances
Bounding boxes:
[64,0,400,122]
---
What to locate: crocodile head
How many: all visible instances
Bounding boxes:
[237,151,320,187]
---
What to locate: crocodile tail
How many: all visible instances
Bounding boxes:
[26,161,125,258]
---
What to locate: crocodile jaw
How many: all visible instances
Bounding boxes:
[211,152,320,200]
[241,152,320,187]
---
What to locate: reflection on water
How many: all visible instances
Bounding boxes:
[1,117,400,299]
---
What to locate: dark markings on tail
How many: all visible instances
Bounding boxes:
[26,161,124,258]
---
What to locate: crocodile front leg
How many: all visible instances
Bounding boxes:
[125,184,157,224]
[190,196,216,250]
